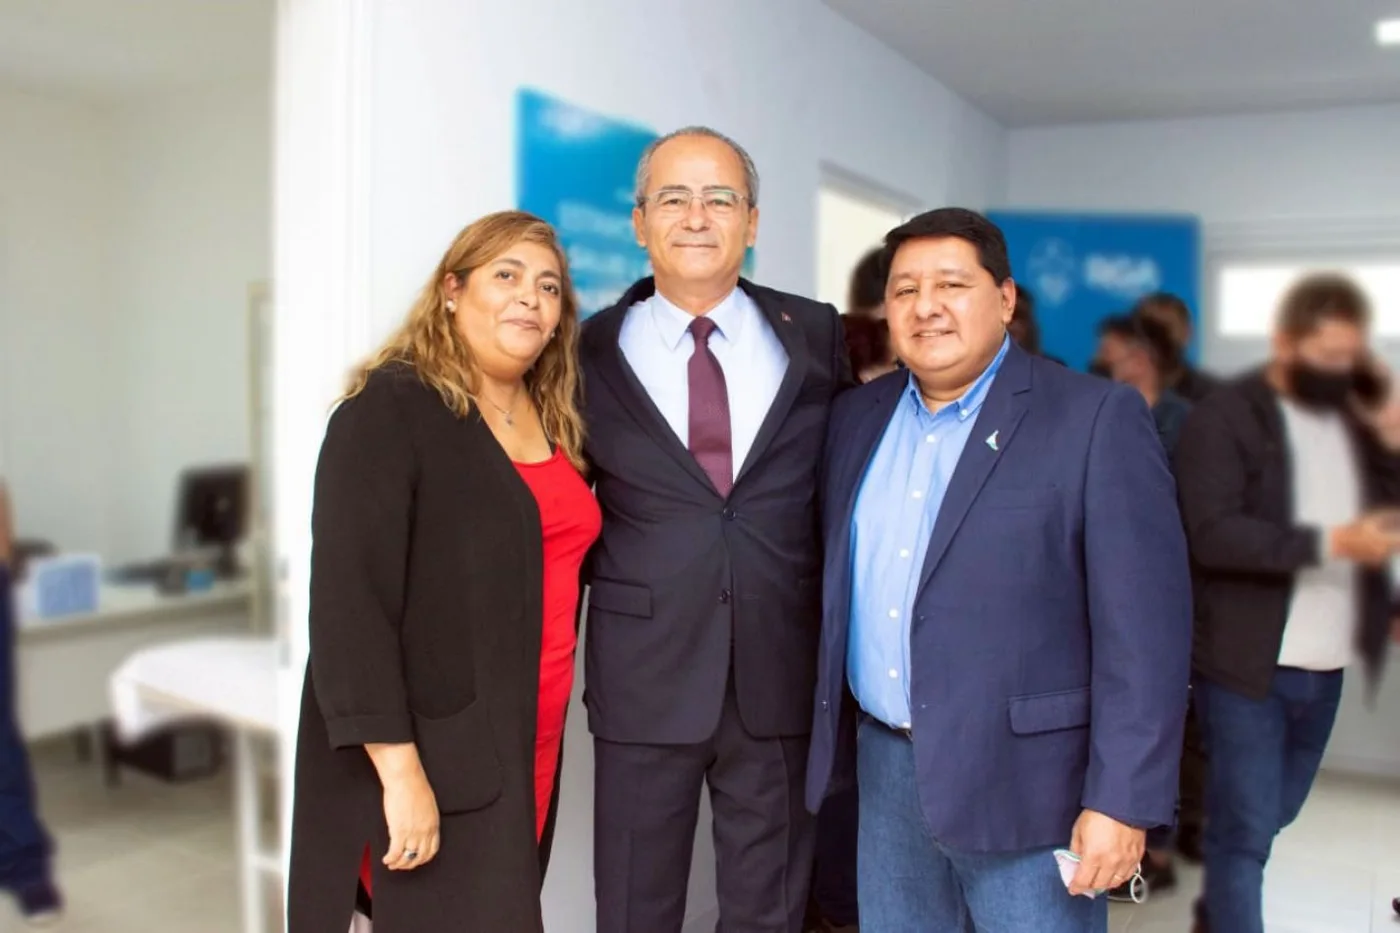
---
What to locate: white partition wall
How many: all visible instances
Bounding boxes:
[272,2,1007,928]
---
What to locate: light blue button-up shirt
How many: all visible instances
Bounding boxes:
[848,337,1011,729]
[619,287,788,476]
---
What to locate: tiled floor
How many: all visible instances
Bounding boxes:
[6,738,1400,932]
[1111,771,1400,933]
[0,737,279,933]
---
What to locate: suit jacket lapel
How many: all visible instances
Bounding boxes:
[588,283,716,493]
[735,281,809,485]
[825,378,903,656]
[914,345,1034,600]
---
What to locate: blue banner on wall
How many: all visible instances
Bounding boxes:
[516,88,754,319]
[516,88,656,319]
[987,211,1201,373]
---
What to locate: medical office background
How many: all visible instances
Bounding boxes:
[1,0,1399,930]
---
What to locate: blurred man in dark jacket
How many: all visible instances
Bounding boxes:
[1175,274,1400,933]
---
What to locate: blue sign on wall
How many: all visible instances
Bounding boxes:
[987,211,1201,373]
[516,88,656,319]
[516,88,754,319]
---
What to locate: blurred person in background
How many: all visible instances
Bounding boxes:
[580,126,851,933]
[846,247,885,320]
[1132,292,1221,403]
[808,208,1191,933]
[842,314,898,386]
[1174,273,1400,933]
[287,211,597,933]
[0,481,62,928]
[1093,314,1192,455]
[1008,287,1064,366]
[1090,312,1194,901]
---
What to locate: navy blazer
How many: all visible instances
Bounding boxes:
[806,343,1193,853]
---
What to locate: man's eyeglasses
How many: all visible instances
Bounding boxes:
[640,188,749,216]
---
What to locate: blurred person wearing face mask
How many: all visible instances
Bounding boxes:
[1174,273,1400,933]
[578,127,852,933]
[287,211,597,933]
[1093,314,1192,455]
[1132,292,1221,403]
[808,208,1191,933]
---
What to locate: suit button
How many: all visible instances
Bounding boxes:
[720,589,732,604]
[722,507,736,521]
[821,700,830,711]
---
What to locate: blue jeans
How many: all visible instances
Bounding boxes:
[0,566,53,889]
[856,719,1106,933]
[1196,669,1343,933]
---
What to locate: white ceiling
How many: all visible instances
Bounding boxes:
[0,0,272,102]
[824,0,1400,126]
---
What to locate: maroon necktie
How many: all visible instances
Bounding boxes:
[687,316,733,497]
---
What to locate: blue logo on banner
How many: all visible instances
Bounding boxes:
[988,211,1200,372]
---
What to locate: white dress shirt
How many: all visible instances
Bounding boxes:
[618,287,789,479]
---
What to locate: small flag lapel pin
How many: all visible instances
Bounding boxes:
[780,312,792,323]
[985,430,999,452]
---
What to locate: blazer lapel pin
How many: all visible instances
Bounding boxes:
[985,430,999,452]
[781,312,792,323]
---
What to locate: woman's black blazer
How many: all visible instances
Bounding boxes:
[286,363,550,933]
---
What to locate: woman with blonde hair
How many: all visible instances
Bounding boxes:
[287,211,599,933]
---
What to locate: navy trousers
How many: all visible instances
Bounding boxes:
[0,566,53,889]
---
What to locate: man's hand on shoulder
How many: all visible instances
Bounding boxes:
[1067,809,1145,897]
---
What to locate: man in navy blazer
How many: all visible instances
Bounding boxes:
[806,208,1192,931]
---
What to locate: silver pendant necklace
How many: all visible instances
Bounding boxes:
[480,393,519,427]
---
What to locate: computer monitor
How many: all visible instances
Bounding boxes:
[173,464,249,577]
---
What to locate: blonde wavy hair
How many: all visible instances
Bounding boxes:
[343,211,585,470]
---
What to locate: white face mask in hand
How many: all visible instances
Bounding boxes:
[1053,849,1146,904]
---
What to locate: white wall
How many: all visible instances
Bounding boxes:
[0,79,269,564]
[106,81,271,562]
[272,2,1007,929]
[0,85,117,556]
[1006,103,1400,223]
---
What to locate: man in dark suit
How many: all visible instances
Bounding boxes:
[579,127,851,933]
[806,208,1192,931]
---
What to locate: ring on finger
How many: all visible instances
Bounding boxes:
[404,850,418,860]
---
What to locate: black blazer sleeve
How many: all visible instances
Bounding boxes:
[1174,400,1322,575]
[308,374,418,749]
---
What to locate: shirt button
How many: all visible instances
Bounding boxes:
[888,669,899,679]
[901,721,912,729]
[888,609,900,619]
[912,491,924,500]
[899,549,911,559]
[926,434,936,444]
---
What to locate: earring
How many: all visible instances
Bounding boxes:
[446,299,456,313]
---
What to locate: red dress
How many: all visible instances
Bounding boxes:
[359,448,599,897]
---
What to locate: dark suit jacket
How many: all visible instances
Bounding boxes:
[288,365,550,933]
[807,345,1193,853]
[1174,370,1400,699]
[579,278,851,744]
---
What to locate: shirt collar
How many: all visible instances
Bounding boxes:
[650,286,744,352]
[905,335,1012,420]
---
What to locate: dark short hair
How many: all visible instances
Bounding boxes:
[1277,273,1370,339]
[842,314,892,379]
[847,247,886,317]
[1098,313,1181,373]
[882,207,1012,286]
[1132,292,1193,328]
